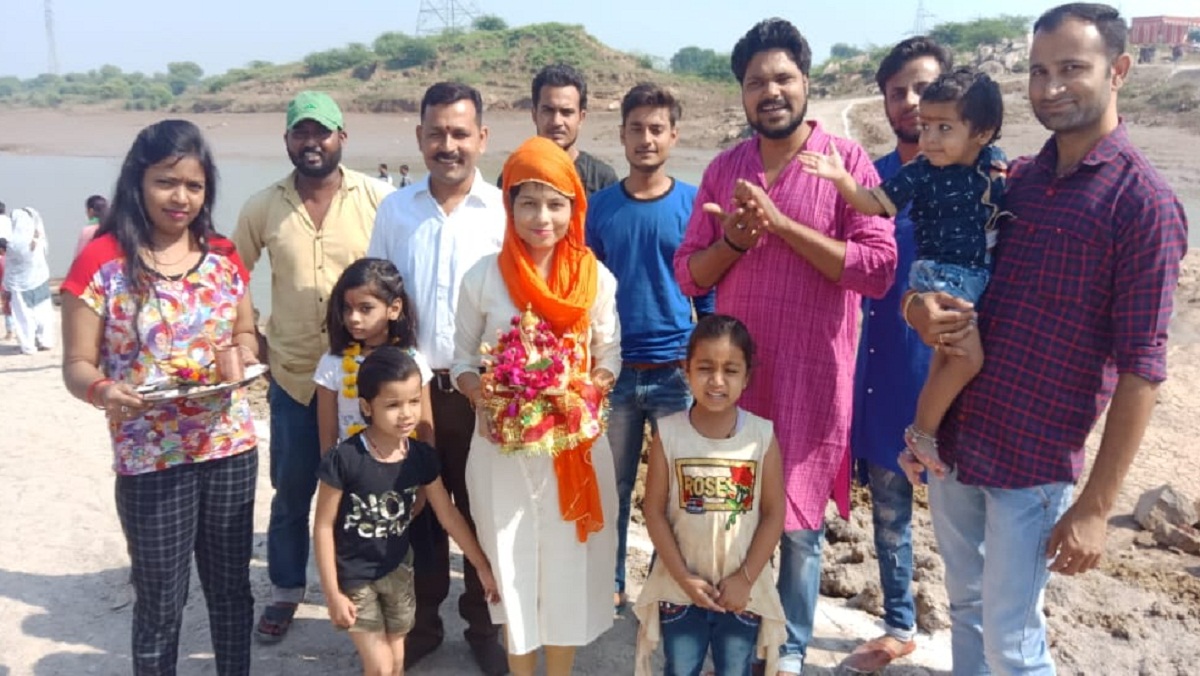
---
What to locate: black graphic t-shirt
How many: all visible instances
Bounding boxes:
[317,434,440,589]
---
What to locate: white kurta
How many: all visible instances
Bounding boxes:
[451,253,622,654]
[4,208,54,354]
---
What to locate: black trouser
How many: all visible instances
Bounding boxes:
[409,374,498,645]
[116,449,257,676]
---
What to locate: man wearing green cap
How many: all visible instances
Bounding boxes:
[233,90,395,644]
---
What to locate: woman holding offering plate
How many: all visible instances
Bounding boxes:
[60,119,260,676]
[451,136,621,676]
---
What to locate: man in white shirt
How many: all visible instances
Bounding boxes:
[367,81,507,675]
[2,206,54,354]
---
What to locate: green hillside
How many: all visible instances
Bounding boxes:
[0,22,734,114]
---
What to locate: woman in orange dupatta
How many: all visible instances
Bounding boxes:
[451,136,621,676]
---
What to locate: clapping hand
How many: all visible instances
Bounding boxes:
[733,179,788,235]
[702,199,761,253]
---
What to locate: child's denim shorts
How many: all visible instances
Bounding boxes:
[909,259,990,304]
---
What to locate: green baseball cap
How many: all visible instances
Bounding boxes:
[286,90,344,131]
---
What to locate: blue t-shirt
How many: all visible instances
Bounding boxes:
[874,144,1007,269]
[586,179,715,363]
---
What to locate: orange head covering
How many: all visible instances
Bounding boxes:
[498,136,598,339]
[498,136,605,542]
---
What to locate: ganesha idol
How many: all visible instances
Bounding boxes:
[478,306,608,456]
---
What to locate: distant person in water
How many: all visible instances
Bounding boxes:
[74,194,109,259]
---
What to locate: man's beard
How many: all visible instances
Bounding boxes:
[892,122,920,145]
[888,109,921,144]
[289,145,342,178]
[748,99,808,140]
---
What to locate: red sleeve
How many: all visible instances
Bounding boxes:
[61,233,121,297]
[209,235,250,285]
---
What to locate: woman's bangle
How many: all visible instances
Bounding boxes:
[86,377,113,409]
[740,565,753,584]
[722,234,749,254]
[901,291,921,329]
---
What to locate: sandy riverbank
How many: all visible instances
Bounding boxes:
[1,96,1197,675]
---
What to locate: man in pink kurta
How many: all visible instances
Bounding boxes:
[674,19,895,674]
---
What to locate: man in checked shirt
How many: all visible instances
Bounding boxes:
[903,3,1188,674]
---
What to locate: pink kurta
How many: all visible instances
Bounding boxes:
[674,122,896,530]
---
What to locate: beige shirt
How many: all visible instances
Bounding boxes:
[232,167,394,404]
[633,409,787,676]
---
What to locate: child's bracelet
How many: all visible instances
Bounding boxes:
[740,565,753,584]
[87,377,113,409]
[901,291,921,329]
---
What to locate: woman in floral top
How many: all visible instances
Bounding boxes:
[61,119,260,676]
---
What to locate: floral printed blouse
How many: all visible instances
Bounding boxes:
[62,234,257,475]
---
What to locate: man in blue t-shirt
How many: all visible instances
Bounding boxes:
[586,83,715,609]
[843,36,950,674]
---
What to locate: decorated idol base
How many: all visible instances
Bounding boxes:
[479,307,608,456]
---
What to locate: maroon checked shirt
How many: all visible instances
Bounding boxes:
[938,123,1188,488]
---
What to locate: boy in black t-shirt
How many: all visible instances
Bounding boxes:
[314,346,500,675]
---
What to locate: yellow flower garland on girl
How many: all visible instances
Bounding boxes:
[341,343,367,437]
[342,341,422,440]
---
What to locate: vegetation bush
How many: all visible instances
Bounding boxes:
[670,46,732,82]
[303,43,374,76]
[373,32,437,70]
[813,16,1032,91]
[928,15,1030,51]
[473,15,507,32]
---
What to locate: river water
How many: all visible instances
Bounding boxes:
[0,153,1194,318]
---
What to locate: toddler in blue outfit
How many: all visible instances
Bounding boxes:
[800,67,1008,465]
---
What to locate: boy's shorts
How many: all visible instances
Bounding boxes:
[343,559,416,635]
[909,259,990,304]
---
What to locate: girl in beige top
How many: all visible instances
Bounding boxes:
[635,314,788,675]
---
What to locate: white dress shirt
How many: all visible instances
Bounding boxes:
[3,208,51,292]
[367,170,506,370]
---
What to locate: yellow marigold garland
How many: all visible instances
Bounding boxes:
[339,341,416,439]
[342,343,365,436]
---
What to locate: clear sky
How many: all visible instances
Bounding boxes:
[2,0,1197,79]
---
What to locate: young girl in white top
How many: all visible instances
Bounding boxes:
[634,314,787,676]
[314,258,434,452]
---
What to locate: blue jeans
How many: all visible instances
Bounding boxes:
[607,363,691,594]
[265,382,322,602]
[776,526,824,673]
[867,462,916,638]
[928,470,1073,676]
[909,259,991,304]
[659,602,761,676]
